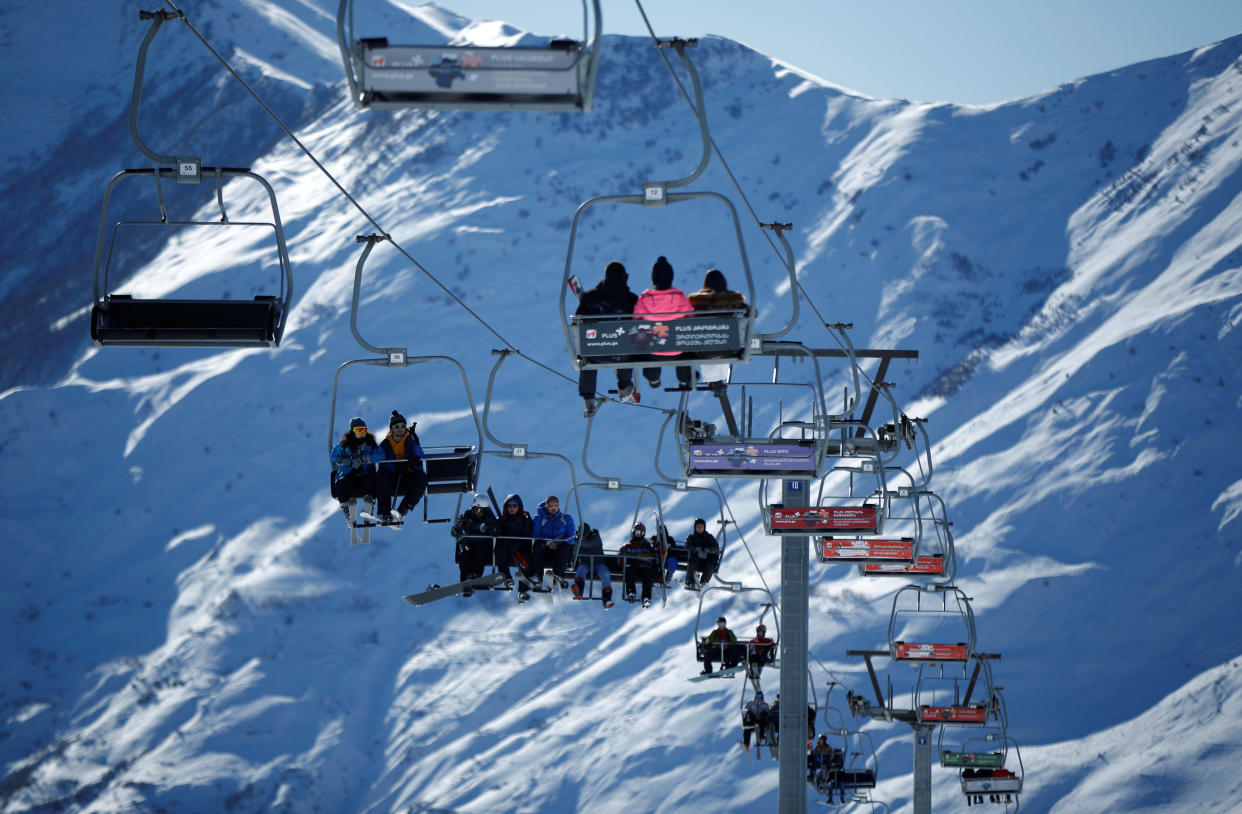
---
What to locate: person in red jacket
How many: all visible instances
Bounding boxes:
[746,623,776,681]
[634,256,694,392]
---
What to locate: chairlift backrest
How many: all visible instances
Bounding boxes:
[337,0,602,112]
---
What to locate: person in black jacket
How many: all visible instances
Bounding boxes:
[451,494,498,596]
[683,518,720,590]
[576,261,639,417]
[376,410,427,523]
[495,493,533,595]
[619,522,658,607]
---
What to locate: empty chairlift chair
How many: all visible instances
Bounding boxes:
[90,10,292,348]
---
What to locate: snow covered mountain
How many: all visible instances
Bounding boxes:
[2,2,1241,812]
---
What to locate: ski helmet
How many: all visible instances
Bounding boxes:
[755,691,764,700]
[633,522,646,535]
[472,494,490,510]
[349,417,367,431]
[716,616,727,625]
[756,624,767,633]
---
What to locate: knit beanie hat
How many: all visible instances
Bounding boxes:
[652,256,674,289]
[349,417,367,431]
[605,261,627,280]
[390,410,407,428]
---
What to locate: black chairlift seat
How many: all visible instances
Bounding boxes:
[90,167,293,349]
[91,295,283,347]
[337,1,602,112]
[839,770,877,789]
[423,446,479,494]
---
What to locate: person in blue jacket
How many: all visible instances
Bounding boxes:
[330,417,385,528]
[530,495,576,590]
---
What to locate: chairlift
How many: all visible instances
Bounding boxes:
[762,456,887,537]
[91,10,292,348]
[674,342,843,480]
[337,0,602,112]
[327,235,483,531]
[691,584,780,682]
[561,40,767,376]
[809,682,880,802]
[562,480,670,608]
[887,584,978,665]
[956,732,1024,806]
[913,658,999,726]
[473,348,591,596]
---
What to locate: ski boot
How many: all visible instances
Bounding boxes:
[601,586,614,609]
[572,578,585,600]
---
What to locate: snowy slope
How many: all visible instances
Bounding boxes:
[2,2,1242,812]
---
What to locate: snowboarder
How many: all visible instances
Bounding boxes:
[700,616,740,675]
[576,261,640,416]
[741,690,770,756]
[330,417,384,541]
[376,410,427,523]
[530,495,576,590]
[495,493,533,596]
[687,268,747,388]
[572,522,613,608]
[450,494,498,596]
[683,518,719,590]
[636,256,694,392]
[746,623,776,681]
[619,522,658,607]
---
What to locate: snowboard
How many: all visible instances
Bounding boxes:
[687,665,746,682]
[402,573,504,606]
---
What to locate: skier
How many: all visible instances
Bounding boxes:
[530,495,576,590]
[330,417,384,541]
[683,518,719,590]
[450,494,498,596]
[576,261,640,416]
[619,522,658,607]
[376,410,427,524]
[746,623,776,682]
[700,616,739,675]
[687,268,748,388]
[636,255,694,392]
[495,493,532,596]
[741,690,770,757]
[572,522,613,608]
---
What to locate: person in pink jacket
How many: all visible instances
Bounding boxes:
[634,256,694,391]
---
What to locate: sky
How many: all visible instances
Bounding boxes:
[444,0,1242,104]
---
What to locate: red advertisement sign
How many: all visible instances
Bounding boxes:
[819,538,913,561]
[920,706,986,723]
[893,642,969,661]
